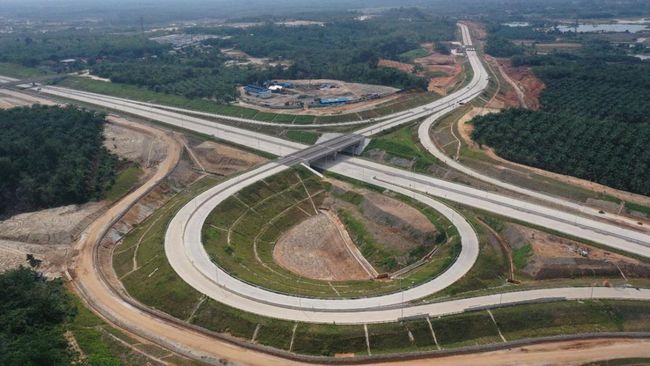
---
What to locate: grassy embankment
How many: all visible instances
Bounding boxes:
[103,164,144,202]
[285,130,320,144]
[68,294,208,366]
[0,62,50,78]
[112,172,650,356]
[363,124,442,172]
[201,167,457,298]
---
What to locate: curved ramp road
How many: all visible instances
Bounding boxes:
[3,25,646,256]
[165,161,480,316]
[418,27,648,230]
[323,157,650,257]
[1,22,649,364]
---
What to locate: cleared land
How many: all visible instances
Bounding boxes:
[189,140,266,176]
[237,78,399,114]
[379,44,464,96]
[502,223,650,280]
[494,58,544,109]
[273,212,373,281]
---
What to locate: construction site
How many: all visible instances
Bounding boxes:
[1,10,649,366]
[237,78,400,113]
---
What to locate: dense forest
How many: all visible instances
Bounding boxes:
[92,9,454,99]
[472,109,650,195]
[1,9,454,101]
[0,32,166,71]
[472,45,650,195]
[0,105,117,216]
[0,267,76,365]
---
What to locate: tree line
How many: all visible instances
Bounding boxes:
[0,105,117,216]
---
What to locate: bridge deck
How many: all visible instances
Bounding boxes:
[279,134,366,166]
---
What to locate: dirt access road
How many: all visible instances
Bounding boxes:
[68,117,310,366]
[377,339,650,366]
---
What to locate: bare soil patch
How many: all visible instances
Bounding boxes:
[378,59,414,73]
[361,191,438,247]
[379,51,463,95]
[0,239,69,277]
[237,78,399,114]
[191,140,267,176]
[497,59,545,110]
[457,107,500,147]
[0,202,109,245]
[325,180,439,266]
[221,48,291,69]
[502,223,650,279]
[273,212,372,281]
[104,120,168,168]
[271,178,441,279]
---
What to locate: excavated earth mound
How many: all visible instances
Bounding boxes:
[273,212,372,281]
[360,192,438,246]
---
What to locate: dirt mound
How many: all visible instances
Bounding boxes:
[360,192,438,246]
[273,212,373,281]
[193,141,266,176]
[503,223,650,279]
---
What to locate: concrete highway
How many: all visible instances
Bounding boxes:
[3,22,650,317]
[417,27,649,231]
[157,23,648,322]
[12,25,648,257]
[165,160,481,315]
[2,22,650,363]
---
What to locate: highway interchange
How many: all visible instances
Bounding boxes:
[2,21,650,362]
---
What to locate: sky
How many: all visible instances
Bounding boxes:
[0,0,432,22]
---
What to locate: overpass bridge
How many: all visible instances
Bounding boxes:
[278,133,367,166]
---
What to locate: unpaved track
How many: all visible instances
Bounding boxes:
[67,120,305,366]
[376,339,650,366]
